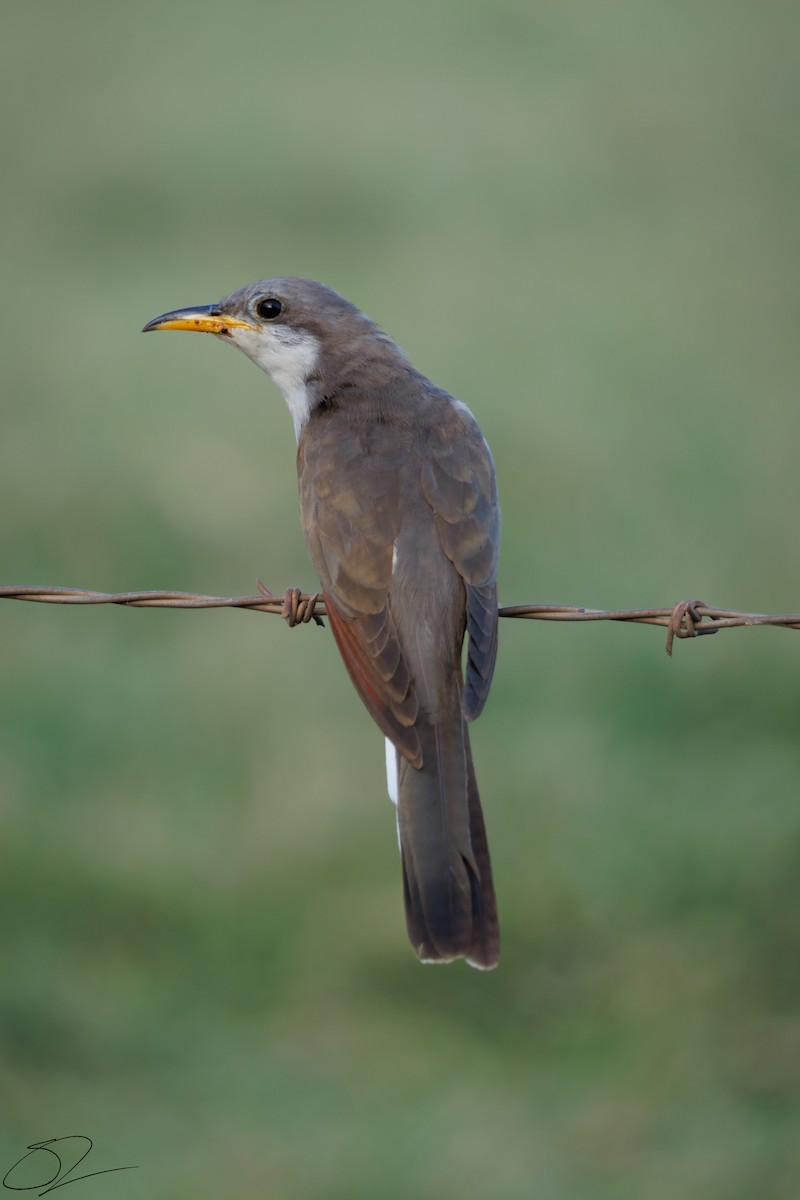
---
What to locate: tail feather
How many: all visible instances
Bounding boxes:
[463,730,499,969]
[396,711,499,968]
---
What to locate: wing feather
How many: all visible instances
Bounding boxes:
[299,395,499,744]
[420,405,500,718]
[325,594,422,766]
[299,417,422,763]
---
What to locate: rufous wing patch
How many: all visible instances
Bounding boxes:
[324,593,422,768]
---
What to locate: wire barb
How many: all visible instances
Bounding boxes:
[257,582,325,627]
[2,585,800,652]
[665,598,715,657]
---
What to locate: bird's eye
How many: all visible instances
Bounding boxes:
[255,297,282,321]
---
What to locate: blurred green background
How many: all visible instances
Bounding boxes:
[1,2,799,1197]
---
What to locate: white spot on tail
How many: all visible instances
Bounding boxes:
[384,737,399,805]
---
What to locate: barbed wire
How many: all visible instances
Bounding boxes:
[2,584,800,655]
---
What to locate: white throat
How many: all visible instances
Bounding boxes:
[232,326,320,441]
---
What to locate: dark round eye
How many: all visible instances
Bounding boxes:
[255,297,282,321]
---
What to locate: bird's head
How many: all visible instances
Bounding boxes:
[143,277,401,436]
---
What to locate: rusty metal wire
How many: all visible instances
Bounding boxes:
[3,584,800,655]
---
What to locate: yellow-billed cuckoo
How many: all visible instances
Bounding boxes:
[143,279,500,968]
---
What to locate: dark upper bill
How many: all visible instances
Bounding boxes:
[142,304,257,335]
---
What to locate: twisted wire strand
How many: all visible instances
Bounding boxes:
[3,585,800,655]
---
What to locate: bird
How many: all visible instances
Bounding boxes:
[143,279,501,968]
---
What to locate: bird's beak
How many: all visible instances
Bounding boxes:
[142,304,257,335]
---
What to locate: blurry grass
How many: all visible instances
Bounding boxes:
[2,1,800,1197]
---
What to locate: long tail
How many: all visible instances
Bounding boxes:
[394,710,499,969]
